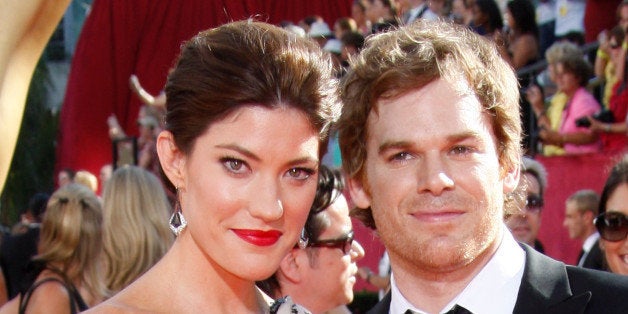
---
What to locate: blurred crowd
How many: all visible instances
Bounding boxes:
[1,0,628,313]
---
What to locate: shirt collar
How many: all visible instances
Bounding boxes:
[582,232,600,252]
[389,225,525,314]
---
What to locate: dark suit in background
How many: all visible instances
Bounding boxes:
[0,226,40,298]
[579,239,605,271]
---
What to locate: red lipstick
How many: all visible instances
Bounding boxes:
[232,229,282,246]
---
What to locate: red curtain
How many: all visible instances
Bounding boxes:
[56,0,352,183]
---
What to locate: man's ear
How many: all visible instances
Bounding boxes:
[502,161,520,195]
[347,175,371,209]
[156,130,186,189]
[278,249,303,284]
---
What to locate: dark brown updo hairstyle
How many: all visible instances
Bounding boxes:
[164,20,341,160]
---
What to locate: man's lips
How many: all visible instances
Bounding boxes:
[232,229,283,246]
[411,211,464,223]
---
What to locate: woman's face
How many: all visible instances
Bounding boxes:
[178,105,320,280]
[471,3,487,26]
[352,3,366,24]
[609,37,624,64]
[554,63,580,94]
[601,183,628,275]
[366,0,386,22]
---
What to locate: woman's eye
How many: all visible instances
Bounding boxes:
[221,158,248,174]
[286,168,314,180]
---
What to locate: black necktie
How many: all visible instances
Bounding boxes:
[405,305,472,314]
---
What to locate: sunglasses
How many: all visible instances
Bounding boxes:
[307,231,354,255]
[525,195,544,213]
[610,42,621,49]
[595,212,628,242]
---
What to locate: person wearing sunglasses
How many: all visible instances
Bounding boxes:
[589,25,628,154]
[505,157,548,254]
[595,154,628,275]
[257,165,365,314]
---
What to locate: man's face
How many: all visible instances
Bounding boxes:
[349,78,518,275]
[301,194,364,312]
[563,200,587,240]
[505,173,542,246]
[58,171,71,187]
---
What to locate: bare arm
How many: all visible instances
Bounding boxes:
[0,0,71,193]
[595,31,610,79]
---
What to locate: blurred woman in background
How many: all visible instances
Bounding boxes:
[102,166,173,295]
[0,184,106,313]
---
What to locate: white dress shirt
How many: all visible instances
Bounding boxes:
[578,232,600,267]
[389,225,525,314]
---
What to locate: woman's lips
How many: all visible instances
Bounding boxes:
[232,229,283,246]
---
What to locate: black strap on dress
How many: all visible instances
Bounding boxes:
[18,267,88,314]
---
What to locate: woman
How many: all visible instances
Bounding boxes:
[595,154,628,275]
[594,26,625,109]
[498,0,539,70]
[0,184,107,313]
[526,42,583,156]
[469,0,503,38]
[351,0,371,36]
[589,28,628,154]
[87,20,340,313]
[528,55,601,154]
[367,0,399,34]
[101,166,173,295]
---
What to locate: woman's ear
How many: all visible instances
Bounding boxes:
[156,130,186,189]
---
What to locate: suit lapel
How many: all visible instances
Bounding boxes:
[366,293,391,314]
[513,244,591,314]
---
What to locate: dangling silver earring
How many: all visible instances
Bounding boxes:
[298,228,309,249]
[169,187,187,236]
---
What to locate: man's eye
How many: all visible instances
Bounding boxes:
[390,152,412,161]
[451,146,473,155]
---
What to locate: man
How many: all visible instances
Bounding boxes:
[257,166,365,314]
[563,189,605,270]
[337,19,628,314]
[505,157,548,253]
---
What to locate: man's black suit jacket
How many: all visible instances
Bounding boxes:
[366,244,628,314]
[580,239,605,271]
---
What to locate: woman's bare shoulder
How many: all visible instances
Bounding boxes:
[87,272,170,313]
[86,300,156,314]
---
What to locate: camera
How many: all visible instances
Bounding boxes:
[575,110,614,128]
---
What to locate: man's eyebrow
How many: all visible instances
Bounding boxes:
[377,140,413,155]
[377,131,483,155]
